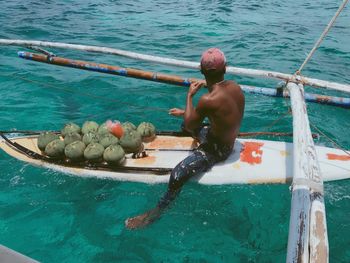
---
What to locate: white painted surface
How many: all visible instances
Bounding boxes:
[1,135,349,185]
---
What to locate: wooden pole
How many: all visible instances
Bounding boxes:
[17,52,350,108]
[286,82,328,263]
[1,39,349,93]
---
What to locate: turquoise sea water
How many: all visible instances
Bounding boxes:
[0,1,350,262]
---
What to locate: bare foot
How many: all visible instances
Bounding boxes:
[125,208,161,229]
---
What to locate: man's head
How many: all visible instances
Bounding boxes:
[200,48,226,78]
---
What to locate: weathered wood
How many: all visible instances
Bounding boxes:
[287,188,311,263]
[1,39,349,93]
[286,82,328,263]
[310,195,328,263]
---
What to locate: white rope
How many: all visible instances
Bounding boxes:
[298,0,349,73]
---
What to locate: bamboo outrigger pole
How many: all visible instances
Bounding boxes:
[286,1,350,259]
[287,82,328,263]
[1,39,349,93]
[17,51,350,108]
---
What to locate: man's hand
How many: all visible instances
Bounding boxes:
[188,81,205,98]
[169,108,185,117]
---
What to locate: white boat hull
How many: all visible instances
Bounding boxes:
[1,135,349,184]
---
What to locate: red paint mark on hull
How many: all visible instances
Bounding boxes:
[327,153,350,161]
[240,142,264,165]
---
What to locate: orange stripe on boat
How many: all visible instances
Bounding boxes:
[240,142,264,165]
[327,153,350,161]
[147,136,197,149]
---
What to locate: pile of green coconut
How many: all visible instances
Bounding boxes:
[37,121,156,165]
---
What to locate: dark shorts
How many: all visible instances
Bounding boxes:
[158,124,233,209]
[194,125,233,162]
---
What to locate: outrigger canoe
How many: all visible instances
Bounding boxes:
[1,131,349,185]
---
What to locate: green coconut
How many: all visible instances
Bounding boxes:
[61,123,80,137]
[84,143,104,161]
[82,132,100,145]
[119,130,142,153]
[64,141,86,161]
[99,133,119,148]
[103,144,125,165]
[122,121,136,132]
[64,132,82,145]
[37,132,60,151]
[137,122,156,142]
[97,122,109,135]
[82,121,99,135]
[45,139,65,158]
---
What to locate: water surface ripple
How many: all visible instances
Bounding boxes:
[0,0,349,262]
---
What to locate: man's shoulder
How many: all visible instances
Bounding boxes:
[223,80,243,96]
[223,80,240,88]
[198,93,212,105]
[197,93,215,112]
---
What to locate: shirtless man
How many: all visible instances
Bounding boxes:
[126,48,245,229]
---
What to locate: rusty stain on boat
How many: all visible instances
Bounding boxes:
[132,155,157,165]
[279,150,290,157]
[147,136,197,149]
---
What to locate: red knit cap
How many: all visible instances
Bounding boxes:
[200,48,226,72]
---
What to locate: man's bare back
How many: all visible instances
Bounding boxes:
[198,80,244,145]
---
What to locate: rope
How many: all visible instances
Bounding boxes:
[297,0,349,73]
[310,122,350,157]
[261,108,292,132]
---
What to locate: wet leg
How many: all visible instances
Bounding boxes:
[125,150,214,229]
